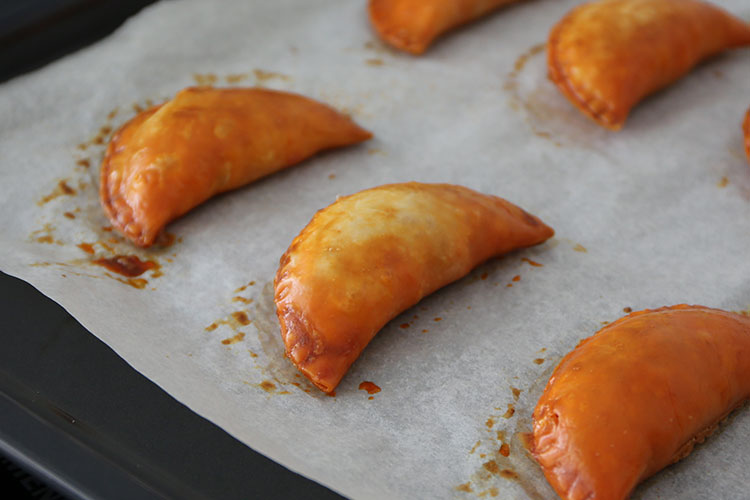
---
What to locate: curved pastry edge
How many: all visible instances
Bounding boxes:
[546,8,623,130]
[368,0,432,55]
[531,304,750,498]
[274,232,340,394]
[99,106,161,247]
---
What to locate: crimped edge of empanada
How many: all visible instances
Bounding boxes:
[368,0,432,55]
[99,106,162,247]
[547,8,624,131]
[274,235,339,394]
[532,304,750,498]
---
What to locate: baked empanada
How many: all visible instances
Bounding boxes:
[369,0,519,55]
[275,182,554,393]
[548,0,750,130]
[532,305,750,500]
[100,87,372,246]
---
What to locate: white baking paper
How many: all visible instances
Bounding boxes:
[1,0,749,498]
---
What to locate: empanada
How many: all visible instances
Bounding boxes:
[548,0,750,130]
[532,305,750,500]
[100,87,372,247]
[369,0,519,55]
[274,182,554,393]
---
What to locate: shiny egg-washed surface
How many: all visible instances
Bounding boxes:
[275,182,554,393]
[548,0,750,130]
[100,87,371,246]
[369,0,520,54]
[533,305,750,500]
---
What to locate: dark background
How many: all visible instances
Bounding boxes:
[0,1,344,498]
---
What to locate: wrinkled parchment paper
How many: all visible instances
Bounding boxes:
[2,0,750,498]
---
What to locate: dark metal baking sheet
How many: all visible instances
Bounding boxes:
[0,271,343,499]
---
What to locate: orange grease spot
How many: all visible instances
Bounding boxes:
[77,243,95,254]
[511,387,521,400]
[456,483,473,493]
[483,460,500,475]
[500,469,519,480]
[260,380,276,392]
[94,255,157,277]
[221,332,245,345]
[358,381,381,394]
[231,311,251,325]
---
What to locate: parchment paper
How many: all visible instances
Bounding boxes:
[2,0,749,498]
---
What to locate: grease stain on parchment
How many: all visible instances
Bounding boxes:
[193,70,292,88]
[206,310,252,333]
[455,361,560,499]
[243,379,291,395]
[31,99,181,290]
[461,252,548,291]
[38,180,76,206]
[209,280,320,397]
[252,281,322,396]
[503,42,612,151]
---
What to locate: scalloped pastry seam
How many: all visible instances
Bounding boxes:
[100,119,148,246]
[667,397,749,468]
[547,11,621,130]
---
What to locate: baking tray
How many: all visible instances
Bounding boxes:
[0,271,343,499]
[0,1,343,498]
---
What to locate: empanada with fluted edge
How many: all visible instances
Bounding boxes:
[532,305,750,500]
[369,0,519,55]
[548,0,750,130]
[100,87,372,247]
[275,182,554,393]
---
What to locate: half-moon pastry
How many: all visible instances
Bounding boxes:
[275,182,554,393]
[548,0,750,130]
[532,305,750,500]
[744,107,750,161]
[100,87,372,247]
[369,0,519,55]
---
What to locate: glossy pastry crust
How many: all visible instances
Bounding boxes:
[548,0,750,130]
[275,182,554,393]
[369,0,518,54]
[100,87,372,247]
[532,305,750,500]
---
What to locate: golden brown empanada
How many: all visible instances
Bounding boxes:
[100,87,372,246]
[274,182,554,393]
[369,0,519,55]
[548,0,750,130]
[532,305,750,500]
